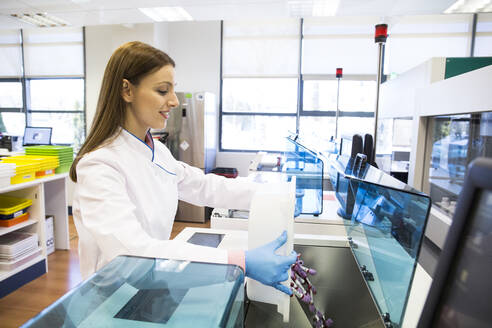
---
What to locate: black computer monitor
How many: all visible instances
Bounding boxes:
[363,133,374,165]
[417,157,492,328]
[335,134,364,219]
[340,134,363,159]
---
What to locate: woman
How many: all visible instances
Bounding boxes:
[70,41,295,295]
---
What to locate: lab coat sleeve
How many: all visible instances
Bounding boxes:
[175,161,259,210]
[76,156,228,265]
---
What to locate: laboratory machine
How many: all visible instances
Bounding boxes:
[22,256,245,327]
[23,136,439,328]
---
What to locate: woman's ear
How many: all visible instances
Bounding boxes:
[121,79,133,103]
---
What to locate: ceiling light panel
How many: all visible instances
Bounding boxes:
[312,0,341,16]
[138,7,193,22]
[444,0,492,13]
[10,13,70,27]
[288,0,340,17]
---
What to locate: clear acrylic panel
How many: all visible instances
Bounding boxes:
[221,115,295,151]
[328,154,431,327]
[23,256,245,328]
[283,136,323,216]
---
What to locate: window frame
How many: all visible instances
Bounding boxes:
[219,19,381,152]
[0,28,86,147]
[218,15,480,153]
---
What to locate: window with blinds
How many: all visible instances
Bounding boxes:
[475,13,492,56]
[221,15,477,152]
[221,19,300,151]
[0,27,85,149]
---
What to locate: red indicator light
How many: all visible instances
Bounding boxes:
[336,68,343,78]
[375,24,388,43]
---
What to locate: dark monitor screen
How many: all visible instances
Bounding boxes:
[187,232,224,248]
[418,158,492,328]
[431,189,492,327]
[392,151,410,162]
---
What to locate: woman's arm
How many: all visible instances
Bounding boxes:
[75,156,229,264]
[175,161,259,210]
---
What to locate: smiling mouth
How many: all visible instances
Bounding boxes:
[159,111,169,119]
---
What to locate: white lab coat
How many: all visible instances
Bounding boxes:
[73,128,258,279]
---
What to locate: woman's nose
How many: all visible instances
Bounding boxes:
[169,92,179,108]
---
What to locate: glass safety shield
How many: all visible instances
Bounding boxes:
[283,136,324,216]
[328,154,431,327]
[22,256,245,328]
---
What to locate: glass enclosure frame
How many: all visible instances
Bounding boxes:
[328,153,431,327]
[22,256,245,328]
[283,136,324,216]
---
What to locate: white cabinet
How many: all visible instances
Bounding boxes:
[0,173,69,297]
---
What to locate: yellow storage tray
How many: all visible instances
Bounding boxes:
[11,171,36,184]
[1,158,43,172]
[11,155,59,168]
[0,196,33,215]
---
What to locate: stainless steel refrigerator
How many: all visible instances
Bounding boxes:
[151,92,217,223]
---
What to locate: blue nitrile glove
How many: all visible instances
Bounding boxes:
[245,231,298,295]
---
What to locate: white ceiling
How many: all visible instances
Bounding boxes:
[0,0,459,29]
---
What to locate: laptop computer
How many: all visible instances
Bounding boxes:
[23,126,52,146]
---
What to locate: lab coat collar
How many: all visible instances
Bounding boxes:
[120,128,155,161]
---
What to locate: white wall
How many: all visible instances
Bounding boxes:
[83,21,253,179]
[85,23,155,132]
[160,21,221,95]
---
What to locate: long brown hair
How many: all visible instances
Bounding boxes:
[70,41,175,182]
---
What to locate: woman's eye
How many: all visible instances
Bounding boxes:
[157,90,168,95]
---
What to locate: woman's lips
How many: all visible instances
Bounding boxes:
[159,111,169,119]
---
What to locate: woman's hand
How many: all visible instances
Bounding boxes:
[245,231,297,295]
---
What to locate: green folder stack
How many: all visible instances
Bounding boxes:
[24,146,74,174]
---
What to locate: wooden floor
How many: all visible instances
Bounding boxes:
[0,216,210,327]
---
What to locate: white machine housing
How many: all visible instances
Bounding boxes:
[246,177,296,323]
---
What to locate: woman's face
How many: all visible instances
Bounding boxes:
[123,64,179,135]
